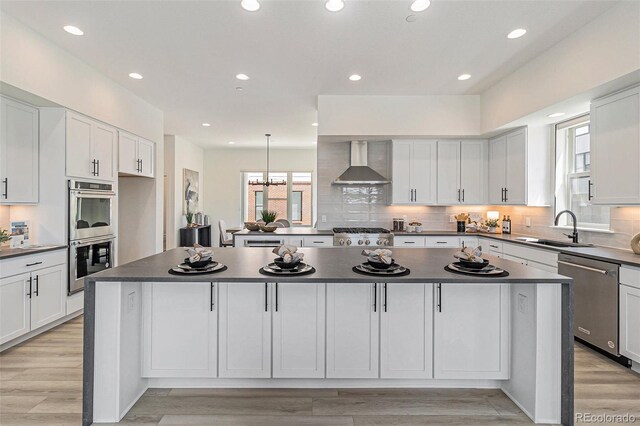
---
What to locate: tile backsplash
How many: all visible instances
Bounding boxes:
[317,140,640,251]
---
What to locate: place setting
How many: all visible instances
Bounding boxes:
[259,245,316,276]
[168,244,227,275]
[445,245,509,277]
[353,249,410,277]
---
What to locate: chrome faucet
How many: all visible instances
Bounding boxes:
[554,210,579,243]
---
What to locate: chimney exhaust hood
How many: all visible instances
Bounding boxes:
[333,141,390,185]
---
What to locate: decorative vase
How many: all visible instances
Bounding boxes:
[631,232,640,255]
[489,226,497,234]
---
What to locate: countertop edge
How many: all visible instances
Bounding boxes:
[0,245,68,260]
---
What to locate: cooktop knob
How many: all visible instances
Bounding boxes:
[358,240,364,245]
[338,239,345,245]
[376,239,382,245]
[346,239,352,245]
[364,239,370,245]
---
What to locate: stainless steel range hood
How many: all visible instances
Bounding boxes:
[333,141,390,185]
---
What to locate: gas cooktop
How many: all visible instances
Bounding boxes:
[332,227,391,234]
[332,227,393,247]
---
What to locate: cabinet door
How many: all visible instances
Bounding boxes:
[436,141,461,205]
[591,88,640,204]
[460,140,487,204]
[66,112,94,179]
[142,282,217,377]
[505,129,527,205]
[218,283,271,378]
[380,283,433,378]
[118,131,139,175]
[434,283,509,379]
[273,283,325,378]
[620,284,640,363]
[392,141,413,204]
[30,265,66,330]
[326,283,379,378]
[0,273,31,345]
[488,136,507,204]
[0,97,39,204]
[138,138,155,178]
[93,123,117,181]
[413,141,437,204]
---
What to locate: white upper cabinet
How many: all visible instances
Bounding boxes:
[391,140,437,205]
[0,97,39,204]
[488,135,507,204]
[66,111,117,181]
[434,283,510,379]
[590,86,640,205]
[437,140,487,205]
[118,131,155,178]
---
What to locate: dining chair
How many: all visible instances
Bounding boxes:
[275,219,291,228]
[218,220,233,247]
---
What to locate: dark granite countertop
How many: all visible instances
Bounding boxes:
[0,244,67,260]
[87,247,570,284]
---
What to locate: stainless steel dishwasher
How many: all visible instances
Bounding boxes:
[558,253,620,355]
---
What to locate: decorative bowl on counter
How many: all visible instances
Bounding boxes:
[244,222,260,231]
[368,259,395,270]
[183,257,213,269]
[260,224,278,232]
[456,258,490,270]
[273,257,301,269]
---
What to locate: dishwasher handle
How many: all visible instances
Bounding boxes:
[557,260,610,276]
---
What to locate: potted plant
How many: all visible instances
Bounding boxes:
[485,218,500,234]
[185,211,196,228]
[0,228,11,250]
[260,210,278,224]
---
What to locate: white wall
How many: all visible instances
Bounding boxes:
[481,1,640,132]
[164,135,204,249]
[203,148,317,246]
[318,95,481,136]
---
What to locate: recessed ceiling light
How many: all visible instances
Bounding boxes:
[410,0,431,12]
[548,112,565,118]
[311,122,319,127]
[507,28,527,39]
[63,25,83,35]
[128,73,143,80]
[457,74,471,81]
[236,73,250,81]
[325,0,344,12]
[228,141,235,145]
[240,0,260,12]
[202,123,211,127]
[349,74,362,81]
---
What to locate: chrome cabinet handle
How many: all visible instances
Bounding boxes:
[462,189,465,202]
[383,283,388,312]
[2,178,7,199]
[140,159,143,173]
[373,283,377,312]
[588,180,593,200]
[34,275,39,296]
[265,283,268,312]
[275,282,279,312]
[26,261,43,267]
[210,283,215,311]
[27,276,32,299]
[558,260,609,275]
[437,283,442,312]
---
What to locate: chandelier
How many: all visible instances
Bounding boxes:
[248,134,286,186]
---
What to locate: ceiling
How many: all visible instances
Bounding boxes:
[1,0,617,148]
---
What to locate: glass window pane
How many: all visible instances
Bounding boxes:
[291,191,302,221]
[575,133,590,154]
[267,173,288,222]
[292,172,312,226]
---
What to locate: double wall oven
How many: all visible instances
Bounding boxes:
[68,180,116,295]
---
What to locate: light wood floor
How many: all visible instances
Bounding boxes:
[1,316,639,425]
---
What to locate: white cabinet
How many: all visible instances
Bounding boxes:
[437,140,487,205]
[394,236,426,248]
[434,283,509,379]
[620,284,640,363]
[426,236,460,248]
[118,131,155,178]
[380,283,433,378]
[272,283,325,378]
[489,129,526,205]
[218,283,271,378]
[302,236,333,247]
[0,255,67,345]
[29,265,66,330]
[590,86,640,205]
[142,282,217,377]
[391,140,437,205]
[66,111,117,181]
[0,273,31,344]
[326,283,379,378]
[0,97,39,204]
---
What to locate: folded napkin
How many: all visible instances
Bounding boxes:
[453,246,484,263]
[362,249,393,265]
[272,245,304,263]
[186,244,213,263]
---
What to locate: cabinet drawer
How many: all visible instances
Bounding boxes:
[394,236,426,247]
[0,249,67,279]
[302,236,333,247]
[503,243,557,267]
[480,239,503,253]
[621,266,640,290]
[426,237,460,248]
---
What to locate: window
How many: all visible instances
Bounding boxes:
[243,171,313,226]
[555,116,610,230]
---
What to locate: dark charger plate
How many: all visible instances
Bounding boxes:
[259,262,316,276]
[352,263,410,277]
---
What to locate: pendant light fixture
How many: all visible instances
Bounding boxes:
[249,134,286,186]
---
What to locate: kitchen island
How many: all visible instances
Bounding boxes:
[83,247,573,425]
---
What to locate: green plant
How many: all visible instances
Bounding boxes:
[485,218,500,228]
[260,210,278,223]
[0,228,11,244]
[185,212,194,225]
